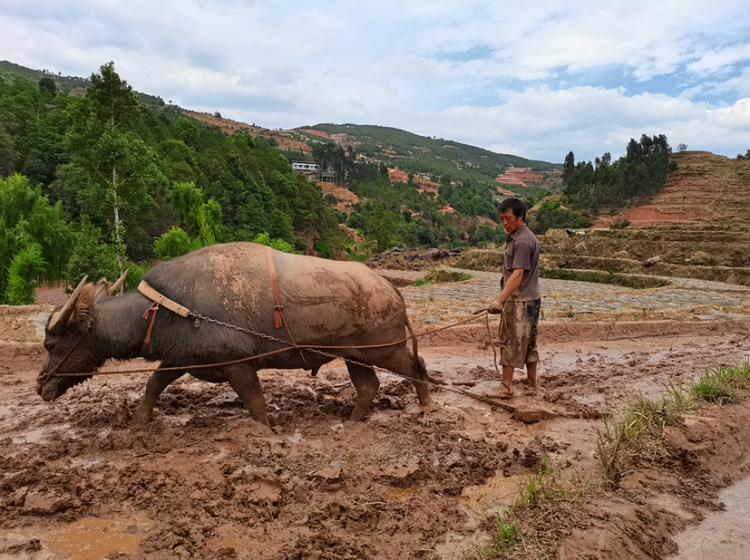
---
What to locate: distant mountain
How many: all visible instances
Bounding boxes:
[0,60,559,191]
[295,123,562,189]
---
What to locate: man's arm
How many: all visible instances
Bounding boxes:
[488,269,524,314]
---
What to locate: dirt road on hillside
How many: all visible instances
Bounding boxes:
[2,309,750,559]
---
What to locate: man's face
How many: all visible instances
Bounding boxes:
[499,210,524,233]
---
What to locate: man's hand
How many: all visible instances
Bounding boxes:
[488,297,505,314]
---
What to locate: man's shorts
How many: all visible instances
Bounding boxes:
[499,299,541,368]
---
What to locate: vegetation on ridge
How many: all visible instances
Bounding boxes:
[0,60,514,303]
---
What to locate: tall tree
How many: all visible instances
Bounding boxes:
[66,62,166,271]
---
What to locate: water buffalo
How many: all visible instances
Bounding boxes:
[37,242,432,426]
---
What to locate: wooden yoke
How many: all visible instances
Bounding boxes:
[138,281,191,317]
[265,246,284,329]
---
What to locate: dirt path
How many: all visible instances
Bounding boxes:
[2,307,750,559]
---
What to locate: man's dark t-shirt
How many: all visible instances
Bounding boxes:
[503,224,540,301]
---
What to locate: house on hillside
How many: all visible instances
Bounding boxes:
[292,161,335,182]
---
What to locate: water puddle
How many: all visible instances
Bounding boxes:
[0,514,153,560]
[670,475,750,559]
[11,424,71,445]
[460,473,525,517]
[383,485,422,500]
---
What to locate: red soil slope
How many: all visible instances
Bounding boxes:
[182,111,311,153]
[595,151,750,227]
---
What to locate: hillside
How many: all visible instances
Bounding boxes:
[295,123,562,190]
[538,151,750,287]
[0,60,165,106]
[594,151,750,227]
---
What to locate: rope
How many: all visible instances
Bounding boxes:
[47,304,516,413]
[51,311,493,378]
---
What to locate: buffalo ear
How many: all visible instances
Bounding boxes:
[68,284,96,331]
[94,279,110,301]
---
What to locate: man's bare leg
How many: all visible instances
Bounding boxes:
[523,362,540,395]
[487,366,516,399]
[527,362,538,387]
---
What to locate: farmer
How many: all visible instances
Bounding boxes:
[487,198,541,399]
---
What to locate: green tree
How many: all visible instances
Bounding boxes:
[562,151,575,184]
[65,62,167,271]
[65,217,119,292]
[5,243,46,304]
[154,226,201,261]
[169,181,222,246]
[324,193,338,206]
[0,125,16,178]
[0,174,72,303]
[251,232,296,254]
[369,203,399,252]
[38,77,57,97]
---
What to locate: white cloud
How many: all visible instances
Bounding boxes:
[411,87,750,162]
[2,0,750,161]
[688,44,750,74]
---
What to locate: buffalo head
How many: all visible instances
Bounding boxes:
[37,271,128,401]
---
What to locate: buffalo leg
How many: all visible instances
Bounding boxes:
[346,362,380,422]
[373,349,433,407]
[224,365,270,428]
[133,368,185,425]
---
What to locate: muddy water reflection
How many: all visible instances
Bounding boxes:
[0,515,153,560]
[671,475,750,560]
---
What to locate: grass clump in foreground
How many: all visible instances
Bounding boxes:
[470,459,595,560]
[690,364,750,404]
[597,362,750,486]
[414,267,474,286]
[472,362,750,559]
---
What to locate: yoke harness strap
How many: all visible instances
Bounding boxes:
[141,303,159,355]
[265,246,284,329]
[138,281,191,317]
[138,280,191,357]
[265,246,305,362]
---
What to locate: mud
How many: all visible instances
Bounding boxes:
[2,306,750,559]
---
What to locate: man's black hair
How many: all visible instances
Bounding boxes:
[498,198,526,222]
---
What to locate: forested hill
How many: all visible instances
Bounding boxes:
[0,60,522,305]
[296,123,561,186]
[0,60,165,106]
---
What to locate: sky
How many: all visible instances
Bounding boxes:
[2,0,750,163]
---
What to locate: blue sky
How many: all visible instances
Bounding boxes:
[2,0,750,163]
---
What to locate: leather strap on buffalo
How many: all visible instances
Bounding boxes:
[265,246,305,362]
[138,281,191,318]
[141,303,159,355]
[265,246,284,329]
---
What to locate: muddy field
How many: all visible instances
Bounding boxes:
[2,306,750,559]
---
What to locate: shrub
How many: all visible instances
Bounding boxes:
[66,221,119,291]
[5,243,46,304]
[154,226,201,261]
[252,232,297,254]
[313,240,332,259]
[610,219,631,230]
[123,261,150,292]
[529,200,592,235]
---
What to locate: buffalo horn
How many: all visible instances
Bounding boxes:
[48,276,88,332]
[108,268,129,296]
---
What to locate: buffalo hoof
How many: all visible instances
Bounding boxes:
[132,411,152,426]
